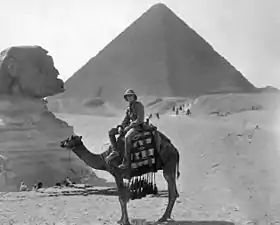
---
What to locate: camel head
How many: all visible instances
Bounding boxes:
[60,135,83,149]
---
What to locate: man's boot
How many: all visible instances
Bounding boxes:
[118,139,130,169]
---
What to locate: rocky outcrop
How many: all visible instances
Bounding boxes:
[52,3,256,109]
[0,46,89,192]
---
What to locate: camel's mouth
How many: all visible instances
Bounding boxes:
[60,140,68,148]
[60,135,83,149]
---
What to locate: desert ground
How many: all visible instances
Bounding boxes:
[1,93,280,225]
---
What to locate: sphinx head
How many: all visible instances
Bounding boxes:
[0,46,64,98]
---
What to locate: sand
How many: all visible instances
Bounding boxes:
[1,94,280,224]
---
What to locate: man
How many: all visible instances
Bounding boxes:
[19,181,28,192]
[106,89,145,169]
[156,112,160,119]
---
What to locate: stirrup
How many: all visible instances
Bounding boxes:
[109,151,119,157]
[118,163,128,169]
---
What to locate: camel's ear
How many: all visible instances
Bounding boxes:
[79,136,82,140]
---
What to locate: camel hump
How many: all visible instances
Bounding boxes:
[157,131,171,143]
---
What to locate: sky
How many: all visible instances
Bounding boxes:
[0,0,279,88]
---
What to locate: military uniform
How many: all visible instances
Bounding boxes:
[107,89,145,169]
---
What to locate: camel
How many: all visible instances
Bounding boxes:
[60,131,180,225]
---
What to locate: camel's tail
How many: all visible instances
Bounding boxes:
[176,148,180,179]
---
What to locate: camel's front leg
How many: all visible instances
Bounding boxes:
[118,192,130,225]
[114,175,131,225]
[117,195,125,224]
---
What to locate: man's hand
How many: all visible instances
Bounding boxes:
[118,126,123,134]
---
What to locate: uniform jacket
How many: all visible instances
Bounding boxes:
[120,100,145,130]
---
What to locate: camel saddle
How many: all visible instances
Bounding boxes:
[117,123,160,177]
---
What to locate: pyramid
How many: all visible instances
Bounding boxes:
[56,3,256,106]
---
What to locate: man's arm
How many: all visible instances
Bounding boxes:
[128,102,144,129]
[120,108,130,128]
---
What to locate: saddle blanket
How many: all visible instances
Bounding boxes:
[130,131,157,170]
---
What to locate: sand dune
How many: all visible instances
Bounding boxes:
[142,92,280,117]
[191,92,280,116]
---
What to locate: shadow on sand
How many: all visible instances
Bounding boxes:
[41,187,171,198]
[137,220,235,225]
[78,188,169,198]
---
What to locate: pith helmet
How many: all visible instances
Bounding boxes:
[124,89,137,101]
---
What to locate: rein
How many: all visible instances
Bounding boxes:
[68,149,71,172]
[66,149,77,175]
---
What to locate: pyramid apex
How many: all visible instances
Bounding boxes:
[148,3,171,13]
[151,3,168,8]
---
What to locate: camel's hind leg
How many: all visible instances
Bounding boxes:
[158,162,179,222]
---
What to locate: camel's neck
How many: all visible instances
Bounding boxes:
[71,144,107,171]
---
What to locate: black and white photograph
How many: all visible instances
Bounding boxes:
[0,0,279,224]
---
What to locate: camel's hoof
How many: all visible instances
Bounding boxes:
[157,216,173,223]
[121,222,131,225]
[117,219,130,225]
[157,217,167,223]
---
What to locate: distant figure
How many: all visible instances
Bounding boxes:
[37,181,43,189]
[155,112,160,119]
[149,113,153,119]
[179,105,182,111]
[33,180,43,191]
[172,106,175,112]
[32,184,37,191]
[19,181,28,191]
[42,98,48,104]
[186,108,191,116]
[176,108,179,115]
[64,176,73,187]
[146,117,150,125]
